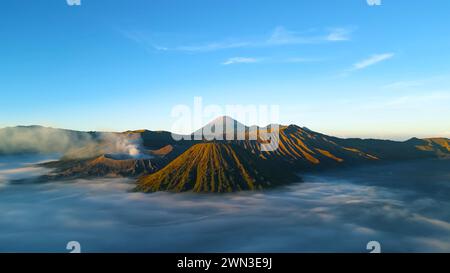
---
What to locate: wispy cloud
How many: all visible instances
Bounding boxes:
[382,80,424,90]
[326,28,353,41]
[383,92,450,107]
[335,52,395,77]
[353,53,395,70]
[266,26,352,45]
[267,26,310,45]
[362,92,450,110]
[284,57,316,63]
[382,74,450,90]
[177,41,252,52]
[118,29,169,53]
[221,56,319,65]
[122,26,354,53]
[222,57,261,65]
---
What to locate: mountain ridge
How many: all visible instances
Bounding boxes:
[2,117,449,192]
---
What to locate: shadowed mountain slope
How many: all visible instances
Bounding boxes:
[235,124,449,166]
[416,138,450,155]
[330,136,450,161]
[236,125,379,167]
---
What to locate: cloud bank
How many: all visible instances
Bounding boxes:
[0,126,147,159]
[0,126,95,155]
[0,155,449,252]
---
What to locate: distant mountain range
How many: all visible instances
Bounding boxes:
[1,117,449,192]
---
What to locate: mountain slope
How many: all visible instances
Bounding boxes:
[330,136,450,161]
[416,138,450,156]
[237,125,379,168]
[41,154,160,179]
[136,142,296,193]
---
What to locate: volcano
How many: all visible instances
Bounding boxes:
[136,142,295,193]
[192,116,249,140]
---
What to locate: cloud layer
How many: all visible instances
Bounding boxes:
[0,127,147,159]
[0,155,449,252]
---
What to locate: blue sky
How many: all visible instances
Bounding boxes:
[1,0,450,139]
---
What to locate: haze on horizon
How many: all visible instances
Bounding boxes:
[1,0,450,140]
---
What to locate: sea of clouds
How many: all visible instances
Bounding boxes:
[0,155,449,252]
